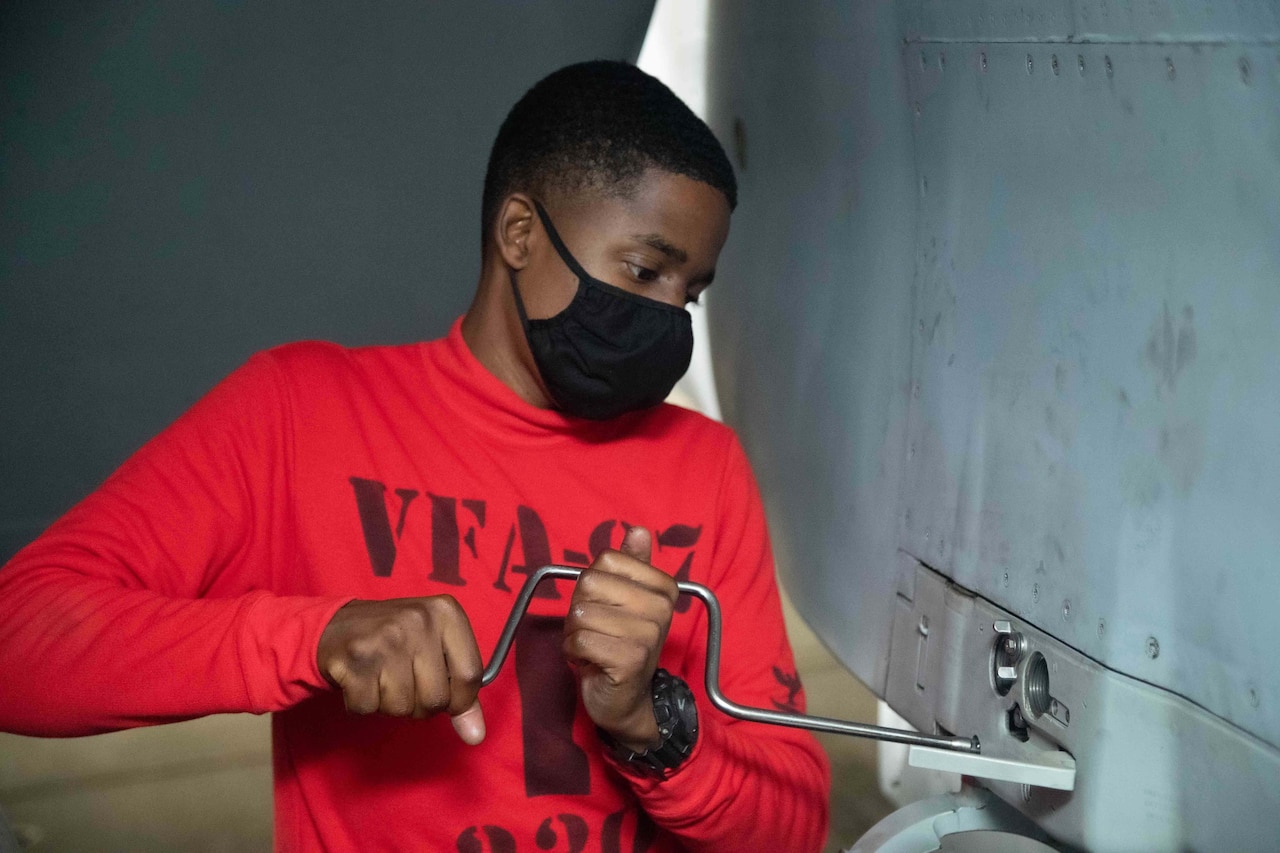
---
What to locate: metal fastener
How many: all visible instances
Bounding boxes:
[1105,56,1114,78]
[980,52,988,72]
[1146,637,1160,659]
[1027,53,1034,75]
[1052,54,1060,76]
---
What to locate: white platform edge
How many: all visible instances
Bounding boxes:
[907,745,1077,791]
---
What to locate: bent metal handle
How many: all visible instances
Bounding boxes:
[480,565,980,754]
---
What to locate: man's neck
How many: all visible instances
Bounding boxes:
[460,265,555,411]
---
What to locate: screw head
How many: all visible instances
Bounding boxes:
[1032,583,1040,603]
[1062,599,1071,619]
[1146,637,1161,659]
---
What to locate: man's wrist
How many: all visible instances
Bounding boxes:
[598,669,699,778]
[602,705,663,753]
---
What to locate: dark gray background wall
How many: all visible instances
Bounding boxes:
[0,1,655,561]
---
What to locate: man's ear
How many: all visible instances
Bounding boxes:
[494,194,536,270]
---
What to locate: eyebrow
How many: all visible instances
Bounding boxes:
[630,232,688,264]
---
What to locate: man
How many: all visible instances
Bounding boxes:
[0,61,829,851]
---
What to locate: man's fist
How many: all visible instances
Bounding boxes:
[317,596,486,745]
[563,526,679,752]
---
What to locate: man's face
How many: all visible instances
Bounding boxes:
[516,168,732,320]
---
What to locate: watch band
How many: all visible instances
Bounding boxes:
[598,669,699,779]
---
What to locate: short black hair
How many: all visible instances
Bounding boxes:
[481,60,737,245]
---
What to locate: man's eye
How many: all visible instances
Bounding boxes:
[625,262,659,282]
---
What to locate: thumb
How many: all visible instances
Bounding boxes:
[621,525,652,564]
[450,700,486,746]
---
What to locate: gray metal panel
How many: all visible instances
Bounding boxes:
[707,2,921,695]
[706,0,1280,847]
[900,38,1280,749]
[0,0,655,561]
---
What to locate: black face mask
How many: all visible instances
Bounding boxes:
[508,200,694,421]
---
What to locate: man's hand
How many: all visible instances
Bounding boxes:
[563,526,679,752]
[316,596,486,745]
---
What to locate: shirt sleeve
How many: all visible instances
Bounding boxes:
[0,351,352,737]
[616,435,832,852]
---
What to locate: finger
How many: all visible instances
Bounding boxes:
[567,600,667,646]
[432,598,484,717]
[577,558,679,607]
[563,629,651,677]
[411,644,452,718]
[379,657,418,717]
[620,525,652,563]
[450,700,486,746]
[336,668,381,715]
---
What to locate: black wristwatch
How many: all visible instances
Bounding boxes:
[598,669,699,779]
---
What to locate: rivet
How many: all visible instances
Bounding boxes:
[1166,58,1176,81]
[939,51,946,71]
[1240,57,1252,84]
[1105,55,1114,78]
[1052,54,1060,76]
[1027,53,1034,75]
[919,615,930,634]
[1003,571,1010,587]
[1078,55,1086,75]
[914,101,922,117]
[908,443,916,459]
[1249,686,1260,708]
[1062,599,1071,619]
[980,51,988,72]
[1050,699,1060,714]
[1097,618,1106,638]
[918,319,926,333]
[1146,636,1160,659]
[1032,583,1040,603]
[920,175,929,195]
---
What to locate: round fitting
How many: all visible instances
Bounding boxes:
[1025,652,1052,717]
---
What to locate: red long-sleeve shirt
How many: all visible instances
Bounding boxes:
[0,319,829,851]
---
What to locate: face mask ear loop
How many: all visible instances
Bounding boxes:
[508,269,533,330]
[532,199,594,283]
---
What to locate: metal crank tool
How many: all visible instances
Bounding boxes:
[480,565,980,755]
